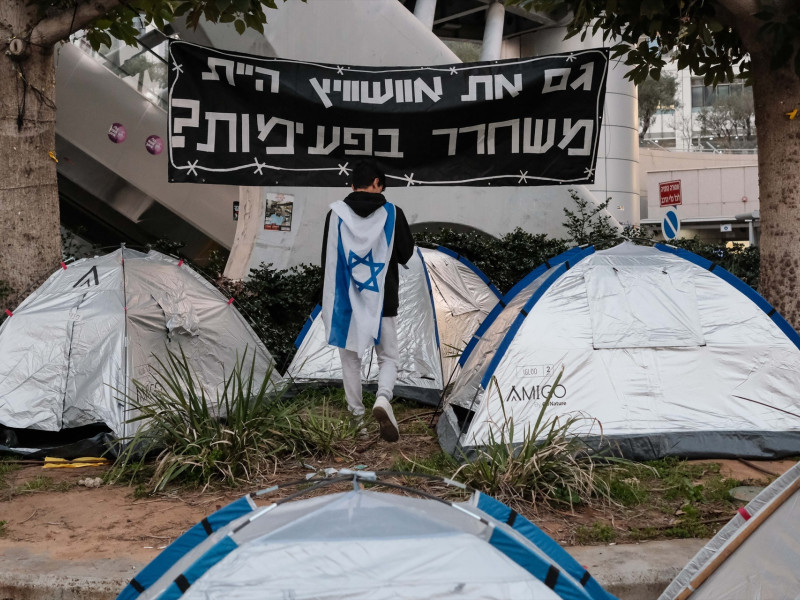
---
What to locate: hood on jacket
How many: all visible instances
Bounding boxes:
[344,191,387,218]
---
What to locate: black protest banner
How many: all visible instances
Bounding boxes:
[168,41,608,187]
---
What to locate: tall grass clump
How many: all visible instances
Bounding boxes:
[111,347,300,491]
[288,393,369,457]
[455,370,611,510]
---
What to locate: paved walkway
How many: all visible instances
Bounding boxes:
[0,538,707,600]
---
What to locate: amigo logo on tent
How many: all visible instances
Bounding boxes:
[505,384,567,403]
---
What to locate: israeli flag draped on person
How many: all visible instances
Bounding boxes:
[322,200,396,355]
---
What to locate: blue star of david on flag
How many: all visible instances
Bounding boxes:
[348,249,385,292]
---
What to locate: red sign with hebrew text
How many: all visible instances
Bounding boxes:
[659,180,682,207]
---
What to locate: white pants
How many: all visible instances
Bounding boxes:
[338,316,399,416]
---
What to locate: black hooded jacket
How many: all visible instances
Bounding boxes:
[321,191,415,317]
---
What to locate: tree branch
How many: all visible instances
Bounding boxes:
[30,0,123,48]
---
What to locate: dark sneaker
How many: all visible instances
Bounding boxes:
[372,396,399,442]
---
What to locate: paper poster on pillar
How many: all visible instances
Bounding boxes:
[264,192,293,231]
[167,41,608,187]
[249,191,305,272]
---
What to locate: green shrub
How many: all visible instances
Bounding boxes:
[414,227,568,293]
[670,238,760,290]
[454,370,612,509]
[561,191,621,249]
[289,396,367,457]
[235,262,322,369]
[111,347,299,491]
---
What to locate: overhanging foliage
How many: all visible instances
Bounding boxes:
[511,0,800,84]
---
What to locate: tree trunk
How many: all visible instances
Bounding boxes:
[0,41,61,304]
[750,53,800,327]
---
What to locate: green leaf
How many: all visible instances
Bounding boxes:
[244,12,264,32]
[204,4,221,22]
[174,2,193,17]
[234,18,246,33]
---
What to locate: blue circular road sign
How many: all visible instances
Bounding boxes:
[662,209,680,240]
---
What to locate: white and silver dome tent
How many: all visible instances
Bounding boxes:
[418,246,502,385]
[0,247,280,451]
[439,242,800,461]
[659,461,800,599]
[286,247,444,405]
[116,471,617,600]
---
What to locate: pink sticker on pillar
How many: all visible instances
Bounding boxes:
[145,135,164,155]
[108,123,127,143]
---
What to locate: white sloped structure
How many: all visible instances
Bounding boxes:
[438,242,800,461]
[116,472,617,600]
[419,246,502,385]
[0,248,279,441]
[660,461,800,599]
[287,248,443,405]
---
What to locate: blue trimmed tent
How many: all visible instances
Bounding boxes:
[117,476,616,600]
[421,246,502,383]
[286,246,500,405]
[438,242,800,461]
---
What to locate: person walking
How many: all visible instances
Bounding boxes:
[321,161,414,442]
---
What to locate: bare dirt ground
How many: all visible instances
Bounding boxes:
[1,420,796,568]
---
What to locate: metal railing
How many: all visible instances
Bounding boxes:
[640,138,758,154]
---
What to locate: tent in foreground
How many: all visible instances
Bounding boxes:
[439,242,800,461]
[286,247,445,404]
[117,471,617,600]
[659,461,800,599]
[0,247,280,452]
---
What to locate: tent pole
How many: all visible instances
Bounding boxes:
[675,475,800,599]
[121,244,129,442]
[430,360,458,428]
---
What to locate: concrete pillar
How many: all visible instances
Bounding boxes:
[480,1,505,62]
[520,26,640,226]
[413,0,437,30]
[223,187,263,280]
